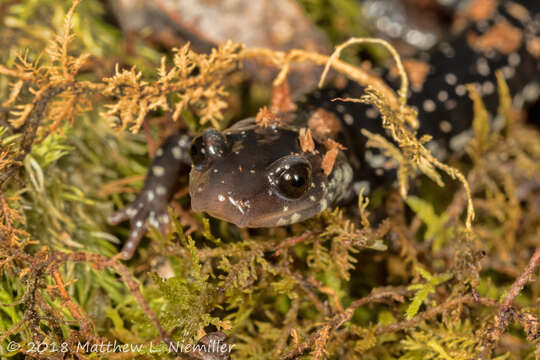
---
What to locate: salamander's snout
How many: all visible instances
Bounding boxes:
[189,129,229,171]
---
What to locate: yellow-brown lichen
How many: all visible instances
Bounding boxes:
[255,106,280,127]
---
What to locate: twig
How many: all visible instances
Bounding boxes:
[0,85,66,188]
[273,231,312,256]
[274,297,300,357]
[480,246,540,359]
[0,318,26,345]
[280,288,407,360]
[376,295,497,334]
[51,268,95,337]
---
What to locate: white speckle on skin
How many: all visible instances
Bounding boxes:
[149,212,159,228]
[353,181,370,195]
[283,206,289,212]
[440,120,452,133]
[342,165,353,184]
[344,113,354,125]
[156,186,167,196]
[522,82,540,102]
[423,99,436,112]
[450,129,474,152]
[218,194,225,202]
[152,166,165,176]
[333,168,343,182]
[508,52,520,67]
[502,66,515,79]
[366,107,379,119]
[250,169,256,174]
[476,57,490,76]
[439,42,455,57]
[126,208,137,217]
[125,242,133,249]
[172,147,182,159]
[365,150,386,168]
[178,137,189,147]
[445,99,457,110]
[455,85,466,96]
[437,90,448,102]
[309,195,316,202]
[320,199,328,211]
[159,214,169,224]
[290,213,301,223]
[426,140,447,160]
[276,218,288,226]
[156,148,164,157]
[135,220,143,228]
[445,73,457,85]
[147,191,155,201]
[482,81,495,95]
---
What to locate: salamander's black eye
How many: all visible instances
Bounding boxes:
[190,136,207,168]
[276,161,311,199]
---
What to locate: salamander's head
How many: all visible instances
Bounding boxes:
[188,118,352,227]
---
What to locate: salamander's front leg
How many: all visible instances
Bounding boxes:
[108,132,192,259]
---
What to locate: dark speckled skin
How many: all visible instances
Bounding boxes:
[109,0,539,259]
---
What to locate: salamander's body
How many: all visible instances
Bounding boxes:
[109,0,540,258]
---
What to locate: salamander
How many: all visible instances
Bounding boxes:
[108,0,540,259]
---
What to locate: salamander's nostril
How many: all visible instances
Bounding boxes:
[203,129,228,158]
[189,130,229,170]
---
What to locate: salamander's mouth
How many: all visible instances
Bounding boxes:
[191,194,255,228]
[191,191,315,228]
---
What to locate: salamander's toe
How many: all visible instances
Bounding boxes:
[109,191,171,259]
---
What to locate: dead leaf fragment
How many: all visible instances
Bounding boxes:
[299,128,315,153]
[321,139,346,175]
